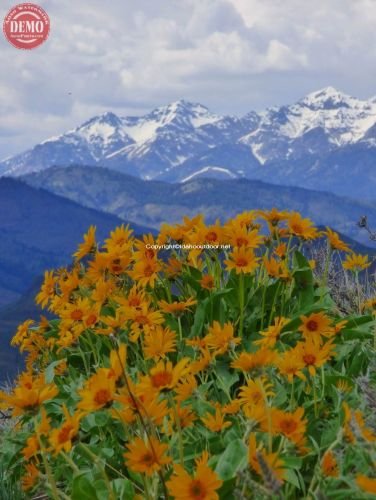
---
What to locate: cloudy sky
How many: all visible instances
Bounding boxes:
[1,0,376,158]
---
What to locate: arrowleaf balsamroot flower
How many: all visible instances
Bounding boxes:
[77,368,116,412]
[356,474,376,494]
[143,325,177,360]
[255,317,289,348]
[49,406,83,454]
[201,405,232,432]
[0,372,58,416]
[258,207,289,228]
[129,256,162,287]
[141,358,191,393]
[287,212,319,240]
[238,377,274,408]
[104,224,133,252]
[123,303,164,342]
[199,273,215,290]
[158,297,197,316]
[276,351,306,382]
[108,343,127,381]
[298,312,334,341]
[167,451,223,500]
[231,348,277,373]
[114,387,169,426]
[325,227,351,252]
[204,321,240,355]
[21,462,39,492]
[294,338,335,376]
[264,407,307,446]
[263,256,290,280]
[73,225,96,261]
[321,450,339,477]
[3,209,376,498]
[224,219,263,248]
[35,270,57,307]
[175,375,198,403]
[342,253,371,272]
[124,436,171,476]
[224,246,259,274]
[248,433,286,482]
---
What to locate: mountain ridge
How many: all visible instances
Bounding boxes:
[22,165,376,246]
[2,87,376,199]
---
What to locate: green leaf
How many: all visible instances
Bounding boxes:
[218,478,237,500]
[94,411,110,427]
[292,251,314,308]
[343,315,375,329]
[71,473,99,500]
[283,456,303,469]
[341,329,373,341]
[112,478,135,500]
[93,479,109,500]
[45,360,64,383]
[215,363,239,393]
[285,468,301,489]
[215,439,247,480]
[190,297,209,337]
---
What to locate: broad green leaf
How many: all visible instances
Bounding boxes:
[71,474,99,500]
[190,297,209,337]
[112,478,135,500]
[215,439,247,480]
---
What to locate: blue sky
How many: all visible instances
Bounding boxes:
[1,0,376,158]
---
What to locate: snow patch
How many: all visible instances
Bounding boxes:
[181,166,237,182]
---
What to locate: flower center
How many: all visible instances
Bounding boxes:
[129,297,141,307]
[151,371,173,388]
[251,391,263,403]
[145,249,155,259]
[58,424,74,444]
[144,265,154,277]
[303,354,316,365]
[291,224,303,234]
[111,259,123,274]
[141,452,155,466]
[189,480,207,499]
[236,257,248,267]
[306,320,318,331]
[280,418,298,434]
[86,314,97,326]
[94,388,112,406]
[206,231,218,242]
[236,237,248,246]
[71,309,84,321]
[135,314,149,325]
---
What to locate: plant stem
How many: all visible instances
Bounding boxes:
[239,272,245,338]
[35,428,60,500]
[312,377,318,418]
[168,393,184,466]
[78,443,116,500]
[60,452,80,474]
[178,316,183,343]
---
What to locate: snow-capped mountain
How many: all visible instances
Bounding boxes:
[240,86,376,164]
[0,99,257,179]
[1,87,376,199]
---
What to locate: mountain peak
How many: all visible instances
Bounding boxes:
[80,111,122,128]
[300,87,355,109]
[151,99,212,120]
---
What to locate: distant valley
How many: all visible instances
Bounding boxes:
[22,165,376,246]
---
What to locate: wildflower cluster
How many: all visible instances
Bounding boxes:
[1,210,376,499]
